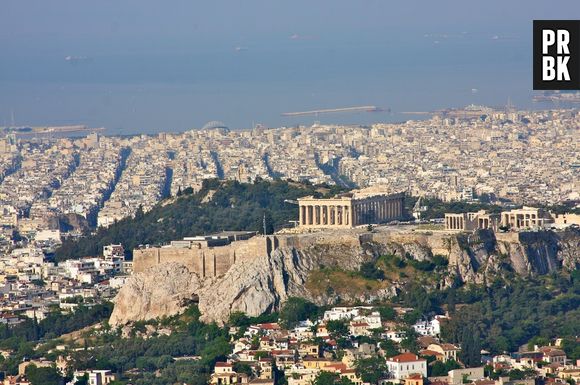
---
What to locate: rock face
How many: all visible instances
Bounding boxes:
[109,263,201,326]
[109,248,313,326]
[110,228,580,327]
[197,248,312,324]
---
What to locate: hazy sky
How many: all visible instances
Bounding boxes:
[1,1,579,132]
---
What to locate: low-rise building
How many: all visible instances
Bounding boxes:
[386,353,427,380]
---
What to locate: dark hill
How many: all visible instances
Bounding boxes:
[55,178,345,261]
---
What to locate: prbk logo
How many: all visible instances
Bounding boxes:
[533,20,580,90]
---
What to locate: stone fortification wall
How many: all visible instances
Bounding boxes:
[133,236,269,276]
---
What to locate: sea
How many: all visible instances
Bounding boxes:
[0,34,558,136]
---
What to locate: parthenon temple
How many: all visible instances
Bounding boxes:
[297,191,405,228]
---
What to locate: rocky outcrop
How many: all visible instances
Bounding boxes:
[110,228,580,327]
[109,263,201,326]
[558,230,580,270]
[110,247,320,326]
[198,248,312,323]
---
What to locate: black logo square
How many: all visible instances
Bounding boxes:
[533,20,580,90]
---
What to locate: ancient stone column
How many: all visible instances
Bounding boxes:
[366,201,370,222]
[349,205,353,226]
[328,205,332,225]
[348,204,353,226]
[362,202,366,223]
[313,205,318,225]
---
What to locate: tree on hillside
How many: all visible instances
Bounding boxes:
[313,371,354,385]
[380,338,400,357]
[326,320,349,340]
[279,297,319,329]
[360,262,385,280]
[355,356,390,384]
[375,305,397,321]
[429,359,461,376]
[25,365,63,385]
[400,328,419,354]
[228,311,252,327]
[461,327,481,367]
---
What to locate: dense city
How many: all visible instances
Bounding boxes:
[0,105,577,385]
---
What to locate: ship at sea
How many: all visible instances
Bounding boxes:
[64,56,92,64]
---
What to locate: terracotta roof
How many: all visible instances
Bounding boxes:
[215,362,233,367]
[325,363,348,372]
[258,323,280,330]
[544,349,566,357]
[389,353,424,363]
[420,349,443,357]
[417,336,439,348]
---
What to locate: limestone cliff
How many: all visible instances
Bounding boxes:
[110,228,580,327]
[109,263,202,326]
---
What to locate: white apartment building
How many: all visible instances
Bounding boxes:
[386,353,427,380]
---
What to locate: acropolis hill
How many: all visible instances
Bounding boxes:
[133,189,405,276]
[116,224,580,326]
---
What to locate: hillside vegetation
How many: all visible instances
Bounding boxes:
[56,178,524,262]
[55,178,345,261]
